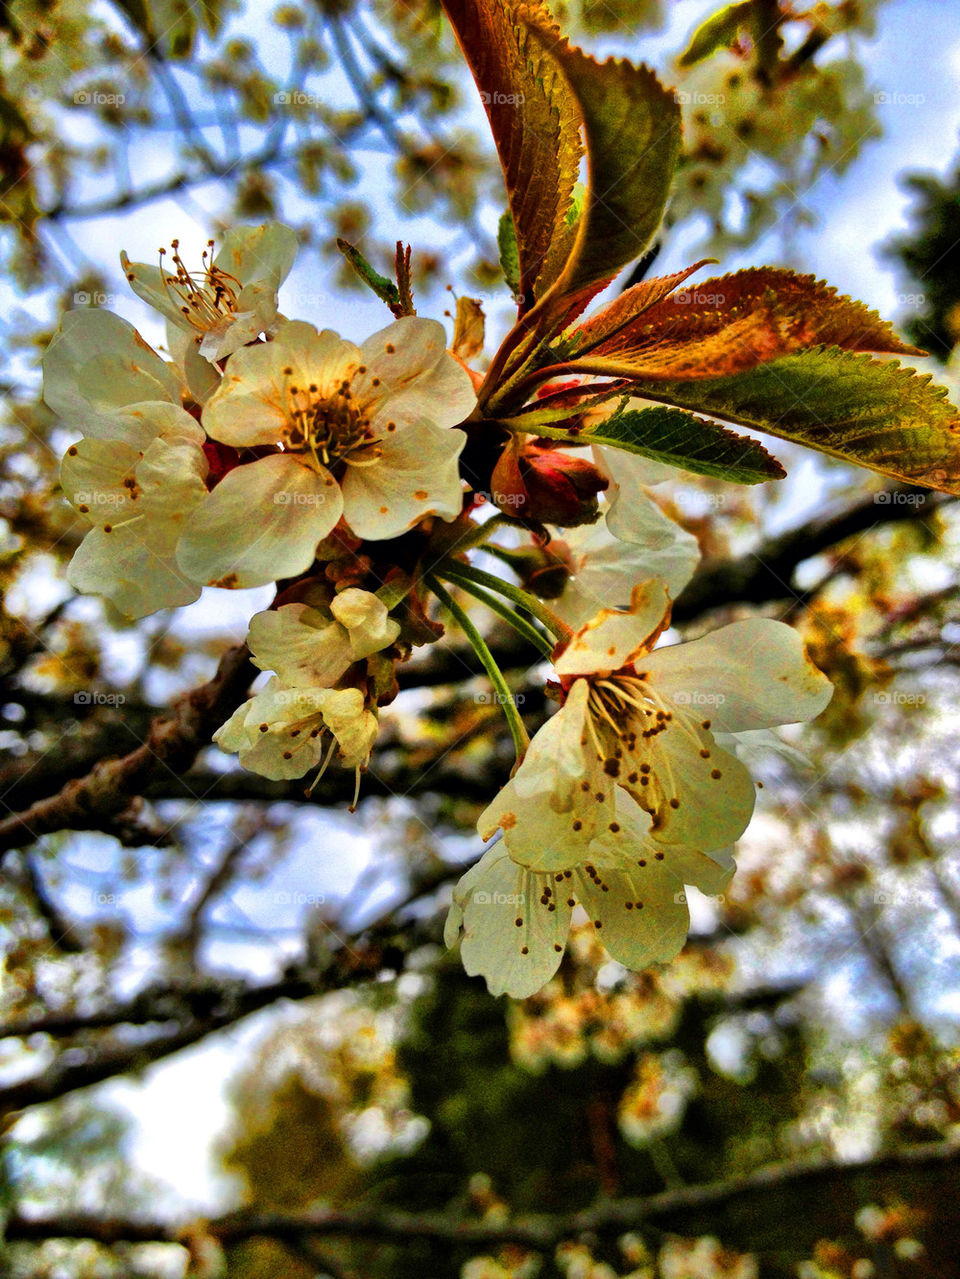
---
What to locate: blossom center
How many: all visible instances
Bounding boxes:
[158,238,242,333]
[583,674,716,827]
[282,371,382,471]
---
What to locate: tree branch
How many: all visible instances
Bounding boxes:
[5,1138,958,1250]
[0,644,254,864]
[673,485,955,622]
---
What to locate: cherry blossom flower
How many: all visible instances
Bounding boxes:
[479,580,833,870]
[214,679,379,788]
[245,589,400,688]
[120,222,299,363]
[444,807,735,999]
[176,317,476,589]
[215,588,400,795]
[59,407,209,617]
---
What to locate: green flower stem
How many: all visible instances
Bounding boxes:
[437,560,574,642]
[434,568,555,659]
[424,574,531,759]
[444,512,516,556]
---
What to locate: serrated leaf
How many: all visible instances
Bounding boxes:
[638,347,960,493]
[678,2,755,67]
[513,405,785,484]
[566,269,926,379]
[530,37,682,323]
[570,259,716,354]
[497,210,520,296]
[336,238,401,309]
[441,0,582,312]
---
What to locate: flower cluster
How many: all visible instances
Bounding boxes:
[43,220,835,1000]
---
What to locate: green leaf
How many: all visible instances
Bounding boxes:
[336,239,401,310]
[497,210,520,296]
[440,0,583,311]
[639,347,960,494]
[511,405,786,484]
[678,1,755,67]
[532,37,681,322]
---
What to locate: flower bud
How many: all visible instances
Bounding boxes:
[490,440,608,526]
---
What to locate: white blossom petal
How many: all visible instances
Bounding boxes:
[122,223,298,362]
[642,618,833,733]
[355,317,476,429]
[478,681,616,871]
[329,588,401,658]
[63,420,209,618]
[246,603,355,686]
[43,310,181,443]
[444,844,572,999]
[176,451,341,589]
[556,510,699,628]
[554,581,671,678]
[340,417,466,540]
[214,679,329,780]
[165,321,221,404]
[621,716,756,851]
